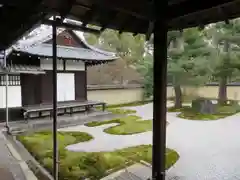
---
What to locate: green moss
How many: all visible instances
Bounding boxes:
[96,100,152,115]
[85,115,152,135]
[85,118,122,127]
[165,148,180,169]
[96,106,136,115]
[17,132,179,180]
[167,106,190,112]
[17,131,93,154]
[167,95,198,103]
[107,108,137,115]
[106,100,152,108]
[175,104,240,120]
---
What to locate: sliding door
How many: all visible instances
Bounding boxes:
[57,73,75,102]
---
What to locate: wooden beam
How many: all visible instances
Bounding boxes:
[168,0,189,6]
[168,0,236,20]
[0,1,46,49]
[99,10,118,32]
[60,0,77,20]
[117,15,135,34]
[1,0,41,8]
[81,5,98,27]
[146,21,154,40]
[168,0,240,30]
[75,0,153,20]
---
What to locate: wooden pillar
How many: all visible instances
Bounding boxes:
[52,16,58,180]
[152,13,168,180]
[85,64,87,100]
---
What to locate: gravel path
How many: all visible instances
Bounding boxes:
[60,102,240,179]
[59,123,152,152]
[166,112,240,180]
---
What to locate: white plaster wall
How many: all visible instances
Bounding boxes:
[40,59,85,71]
[40,59,64,70]
[65,60,85,71]
[57,73,75,101]
[87,86,174,105]
[87,88,144,105]
[0,86,22,108]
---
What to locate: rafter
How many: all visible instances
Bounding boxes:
[99,10,118,32]
[146,21,154,40]
[80,5,98,27]
[117,15,135,34]
[76,0,153,20]
[60,0,77,20]
[168,0,236,20]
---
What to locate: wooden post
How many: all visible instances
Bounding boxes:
[4,50,9,132]
[52,15,58,180]
[152,16,168,180]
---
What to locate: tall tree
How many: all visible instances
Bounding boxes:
[137,54,153,98]
[84,29,146,66]
[168,28,213,108]
[206,19,240,104]
[137,28,213,104]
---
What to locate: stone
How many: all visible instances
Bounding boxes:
[192,98,216,114]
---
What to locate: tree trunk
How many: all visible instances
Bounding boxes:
[218,77,227,105]
[174,85,182,108]
[218,40,229,105]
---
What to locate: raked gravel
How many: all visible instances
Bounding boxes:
[59,102,240,180]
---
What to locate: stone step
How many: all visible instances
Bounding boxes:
[101,163,152,180]
[8,111,122,135]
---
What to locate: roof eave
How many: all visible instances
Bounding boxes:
[11,50,118,65]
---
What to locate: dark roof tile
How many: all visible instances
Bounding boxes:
[13,43,118,62]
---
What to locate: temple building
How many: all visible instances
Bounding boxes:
[0,29,118,121]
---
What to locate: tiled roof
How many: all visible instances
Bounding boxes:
[12,43,118,62]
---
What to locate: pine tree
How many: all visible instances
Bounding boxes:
[168,28,213,108]
[206,19,240,104]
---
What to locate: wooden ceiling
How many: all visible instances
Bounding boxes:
[0,0,48,50]
[42,0,240,32]
[1,0,240,50]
